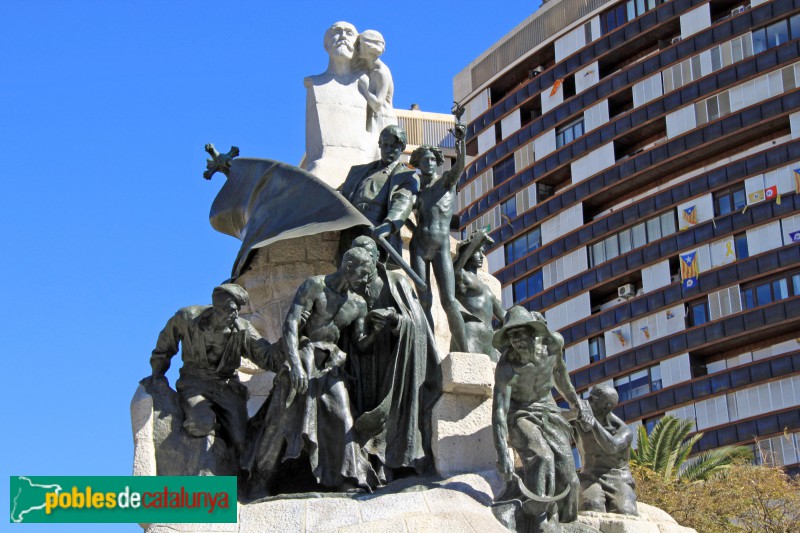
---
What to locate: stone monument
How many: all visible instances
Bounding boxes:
[130,18,699,533]
[302,22,397,189]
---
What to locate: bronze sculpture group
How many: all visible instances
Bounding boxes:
[141,21,641,533]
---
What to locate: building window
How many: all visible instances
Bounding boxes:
[512,270,544,303]
[753,17,795,54]
[601,0,662,34]
[734,233,749,260]
[643,415,661,434]
[504,226,541,263]
[537,182,554,202]
[492,157,515,187]
[589,336,606,363]
[741,273,796,309]
[602,4,627,33]
[584,21,594,43]
[791,14,800,41]
[689,299,709,327]
[589,211,676,266]
[614,365,661,402]
[500,196,517,221]
[714,185,747,216]
[556,118,584,148]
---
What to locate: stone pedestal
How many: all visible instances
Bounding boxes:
[234,232,340,343]
[142,472,507,533]
[575,503,697,533]
[432,352,497,477]
[303,77,384,189]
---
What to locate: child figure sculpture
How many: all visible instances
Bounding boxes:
[409,120,468,352]
[354,30,396,134]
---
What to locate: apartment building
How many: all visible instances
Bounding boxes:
[454,0,800,467]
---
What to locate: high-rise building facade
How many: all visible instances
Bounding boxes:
[454,0,800,467]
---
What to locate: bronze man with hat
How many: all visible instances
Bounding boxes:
[491,306,593,529]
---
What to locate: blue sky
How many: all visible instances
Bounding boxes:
[1,2,540,530]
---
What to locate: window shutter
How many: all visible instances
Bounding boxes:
[708,291,722,320]
[695,101,708,125]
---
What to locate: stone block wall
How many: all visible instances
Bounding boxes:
[234,232,340,343]
[432,352,498,477]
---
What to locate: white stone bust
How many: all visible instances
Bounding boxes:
[304,21,361,87]
[302,22,397,189]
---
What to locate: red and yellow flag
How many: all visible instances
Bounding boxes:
[680,251,699,289]
[794,168,800,194]
[682,206,698,226]
[550,79,563,96]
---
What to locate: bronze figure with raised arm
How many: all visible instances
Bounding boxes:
[408,119,468,351]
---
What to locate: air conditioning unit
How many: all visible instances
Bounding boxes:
[671,36,682,44]
[618,283,636,299]
[731,5,746,15]
[530,66,544,78]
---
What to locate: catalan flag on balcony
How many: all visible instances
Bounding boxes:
[666,309,675,319]
[794,168,800,194]
[550,78,563,96]
[612,329,626,347]
[680,251,699,289]
[640,325,651,339]
[682,206,698,226]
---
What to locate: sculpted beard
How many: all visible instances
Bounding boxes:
[331,38,354,58]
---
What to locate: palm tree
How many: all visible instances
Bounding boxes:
[631,415,752,482]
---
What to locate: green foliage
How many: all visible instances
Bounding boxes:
[631,415,751,481]
[632,417,799,532]
[633,460,800,532]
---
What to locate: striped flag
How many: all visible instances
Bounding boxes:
[550,79,563,96]
[680,251,699,289]
[682,206,698,226]
[794,168,800,194]
[612,329,626,347]
[640,326,650,339]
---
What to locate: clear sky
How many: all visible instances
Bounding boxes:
[1,2,540,531]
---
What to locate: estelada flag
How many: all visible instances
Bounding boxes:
[794,168,800,194]
[765,185,778,200]
[680,251,699,289]
[612,329,626,347]
[683,206,698,225]
[550,79,563,96]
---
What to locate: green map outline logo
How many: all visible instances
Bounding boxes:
[10,476,63,523]
[9,476,237,524]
